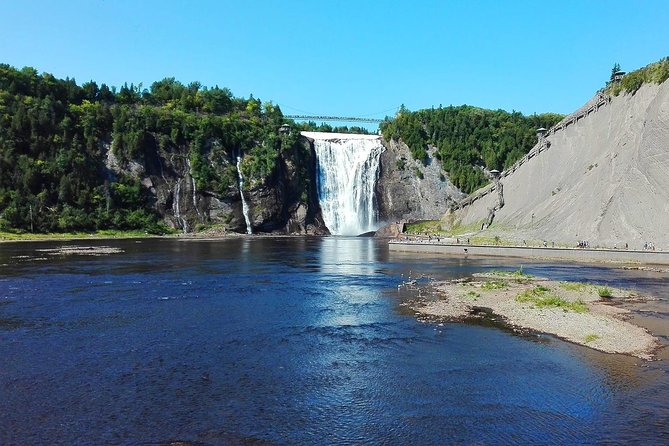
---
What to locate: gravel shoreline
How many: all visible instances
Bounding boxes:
[409,272,659,359]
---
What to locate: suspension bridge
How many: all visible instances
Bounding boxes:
[284,115,386,124]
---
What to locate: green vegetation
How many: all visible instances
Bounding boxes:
[490,267,532,279]
[405,220,444,234]
[380,105,562,192]
[447,221,484,236]
[0,228,168,241]
[560,281,590,292]
[0,64,308,234]
[465,290,480,299]
[481,280,507,290]
[597,286,613,298]
[584,333,601,344]
[516,286,588,313]
[607,58,669,96]
[486,267,532,283]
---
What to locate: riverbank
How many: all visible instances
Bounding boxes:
[408,271,659,359]
[389,240,669,265]
[0,230,171,243]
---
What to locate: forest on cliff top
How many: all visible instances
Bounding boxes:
[381,106,563,193]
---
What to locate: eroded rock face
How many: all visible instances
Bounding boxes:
[376,139,465,222]
[105,135,329,234]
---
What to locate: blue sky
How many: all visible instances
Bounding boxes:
[1,0,667,122]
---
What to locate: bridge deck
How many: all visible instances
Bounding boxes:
[285,115,385,124]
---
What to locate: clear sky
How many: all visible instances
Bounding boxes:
[1,0,667,121]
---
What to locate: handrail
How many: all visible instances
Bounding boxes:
[451,92,612,212]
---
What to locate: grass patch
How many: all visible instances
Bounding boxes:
[481,280,508,290]
[560,281,590,292]
[405,220,444,235]
[490,267,532,278]
[447,221,485,236]
[597,287,613,298]
[608,57,669,96]
[584,334,601,344]
[0,229,169,241]
[516,286,588,313]
[470,236,515,246]
[489,267,533,283]
[465,291,480,299]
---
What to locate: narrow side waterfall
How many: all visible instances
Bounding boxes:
[186,158,202,220]
[304,132,384,235]
[236,153,253,234]
[173,179,188,233]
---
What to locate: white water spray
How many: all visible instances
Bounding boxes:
[304,132,384,235]
[236,153,253,235]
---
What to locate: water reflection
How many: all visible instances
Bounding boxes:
[0,238,668,445]
[318,237,377,276]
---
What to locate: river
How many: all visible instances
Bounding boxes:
[0,237,667,445]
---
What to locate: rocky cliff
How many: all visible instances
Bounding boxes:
[105,134,329,235]
[450,81,669,249]
[376,138,465,222]
[106,128,465,236]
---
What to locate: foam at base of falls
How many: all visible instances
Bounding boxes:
[308,133,384,236]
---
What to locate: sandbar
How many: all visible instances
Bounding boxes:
[408,271,659,359]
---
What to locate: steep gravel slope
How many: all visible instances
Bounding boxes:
[454,81,669,249]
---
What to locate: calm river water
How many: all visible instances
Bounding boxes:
[1,237,668,445]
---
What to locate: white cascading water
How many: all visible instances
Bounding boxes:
[236,153,253,234]
[173,179,188,233]
[304,132,385,236]
[186,158,202,220]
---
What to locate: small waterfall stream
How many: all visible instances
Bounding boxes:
[304,132,384,235]
[186,159,202,220]
[173,179,188,233]
[236,153,253,235]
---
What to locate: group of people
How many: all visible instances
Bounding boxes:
[644,242,656,251]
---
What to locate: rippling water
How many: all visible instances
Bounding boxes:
[0,237,668,445]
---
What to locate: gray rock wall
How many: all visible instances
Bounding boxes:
[376,139,465,222]
[105,136,328,234]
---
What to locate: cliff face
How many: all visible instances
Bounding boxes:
[376,139,465,222]
[105,135,328,235]
[453,81,669,249]
[106,132,467,235]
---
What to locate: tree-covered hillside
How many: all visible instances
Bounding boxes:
[380,106,563,193]
[0,64,301,233]
[606,57,669,96]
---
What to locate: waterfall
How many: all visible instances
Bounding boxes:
[236,153,253,235]
[304,132,384,236]
[186,158,202,220]
[173,179,188,233]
